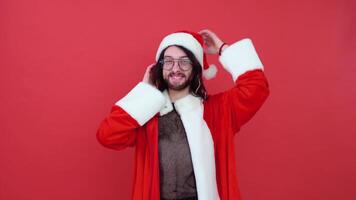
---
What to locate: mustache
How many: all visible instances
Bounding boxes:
[168,72,186,77]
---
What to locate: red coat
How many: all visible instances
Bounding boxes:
[97,39,270,200]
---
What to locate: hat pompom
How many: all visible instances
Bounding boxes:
[203,64,217,80]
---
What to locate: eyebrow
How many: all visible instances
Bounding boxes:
[164,55,189,59]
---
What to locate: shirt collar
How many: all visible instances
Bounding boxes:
[160,90,202,116]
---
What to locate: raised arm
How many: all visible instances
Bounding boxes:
[201,30,269,134]
[97,64,166,150]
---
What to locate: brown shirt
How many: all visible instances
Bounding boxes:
[158,104,197,199]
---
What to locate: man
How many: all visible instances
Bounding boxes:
[97,29,269,200]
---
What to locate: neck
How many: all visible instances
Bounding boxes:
[168,87,190,102]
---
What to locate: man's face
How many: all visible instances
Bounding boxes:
[162,46,193,91]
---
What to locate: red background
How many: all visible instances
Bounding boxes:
[1,0,355,199]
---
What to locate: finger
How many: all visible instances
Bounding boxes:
[199,29,215,38]
[201,30,219,42]
[201,34,212,42]
[201,33,214,44]
[198,29,211,35]
[201,33,208,39]
[200,32,210,39]
[146,63,155,71]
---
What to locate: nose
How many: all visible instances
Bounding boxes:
[171,61,180,72]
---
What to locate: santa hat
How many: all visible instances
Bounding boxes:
[155,30,217,80]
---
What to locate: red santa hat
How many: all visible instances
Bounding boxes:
[155,30,217,80]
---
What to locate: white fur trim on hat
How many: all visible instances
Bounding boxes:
[156,32,204,67]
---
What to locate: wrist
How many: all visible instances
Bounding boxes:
[218,43,228,56]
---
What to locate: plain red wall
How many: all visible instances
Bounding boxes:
[1,0,355,199]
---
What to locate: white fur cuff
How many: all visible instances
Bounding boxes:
[116,82,166,125]
[219,38,264,81]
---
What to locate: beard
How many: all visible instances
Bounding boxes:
[164,71,193,91]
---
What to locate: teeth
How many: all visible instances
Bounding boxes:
[170,75,183,82]
[171,75,183,78]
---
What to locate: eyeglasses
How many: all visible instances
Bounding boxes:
[159,58,192,71]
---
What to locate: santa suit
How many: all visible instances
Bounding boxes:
[97,38,270,200]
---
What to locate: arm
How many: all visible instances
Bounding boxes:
[220,38,269,132]
[200,30,269,134]
[208,69,269,134]
[97,106,140,151]
[97,65,166,151]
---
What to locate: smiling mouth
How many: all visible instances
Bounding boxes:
[169,73,185,81]
[165,72,191,90]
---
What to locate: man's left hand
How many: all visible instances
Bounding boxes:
[199,29,227,55]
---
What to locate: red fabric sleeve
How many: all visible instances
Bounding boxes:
[207,69,270,134]
[96,105,140,151]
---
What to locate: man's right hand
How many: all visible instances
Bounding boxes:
[142,63,155,86]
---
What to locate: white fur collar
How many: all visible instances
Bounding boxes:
[160,90,202,116]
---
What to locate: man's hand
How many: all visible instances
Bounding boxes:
[199,29,228,55]
[142,63,155,85]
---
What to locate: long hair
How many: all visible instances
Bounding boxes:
[150,45,208,100]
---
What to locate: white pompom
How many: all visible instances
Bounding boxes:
[203,64,218,80]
